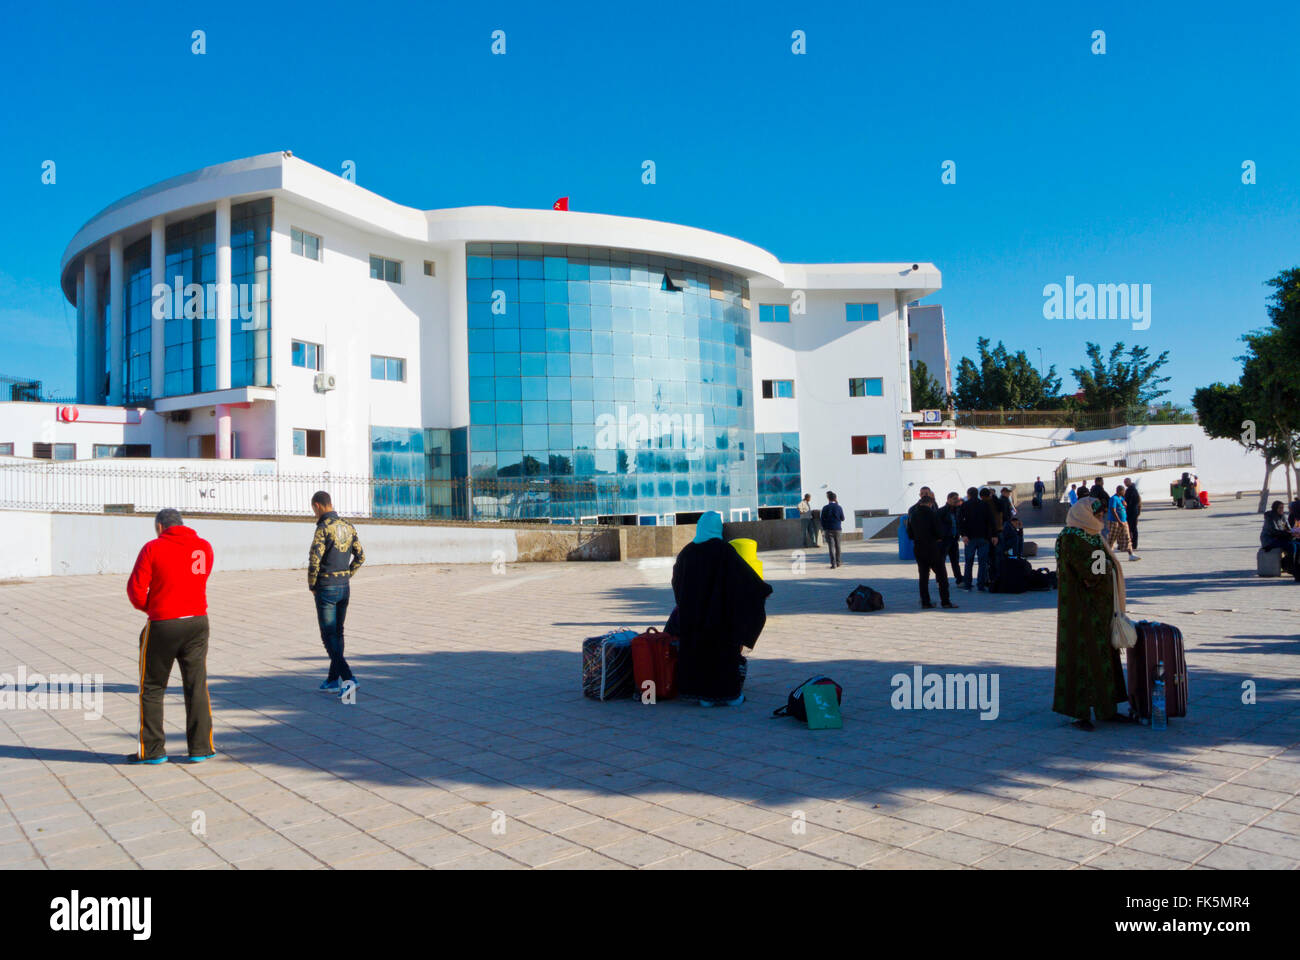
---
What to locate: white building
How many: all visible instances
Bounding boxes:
[2,152,941,527]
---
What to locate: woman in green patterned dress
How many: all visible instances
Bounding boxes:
[1053,497,1132,730]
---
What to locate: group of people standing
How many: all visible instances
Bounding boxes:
[1068,476,1142,562]
[124,491,366,764]
[905,484,1028,607]
[798,491,846,568]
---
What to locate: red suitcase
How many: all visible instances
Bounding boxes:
[631,627,678,701]
[1126,621,1188,720]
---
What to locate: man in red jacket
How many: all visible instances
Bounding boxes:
[125,508,215,765]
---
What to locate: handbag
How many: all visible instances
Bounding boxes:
[1108,557,1137,650]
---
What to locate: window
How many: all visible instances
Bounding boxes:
[758,304,790,323]
[955,449,977,459]
[93,444,151,458]
[845,303,880,323]
[761,379,795,399]
[0,443,12,456]
[291,227,321,261]
[423,260,436,277]
[849,377,884,397]
[924,449,946,459]
[370,255,402,283]
[33,442,76,460]
[371,355,406,382]
[292,340,322,370]
[850,434,886,455]
[292,429,324,457]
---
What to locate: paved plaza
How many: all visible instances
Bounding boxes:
[0,502,1297,870]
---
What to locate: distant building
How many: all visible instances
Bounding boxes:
[907,304,952,396]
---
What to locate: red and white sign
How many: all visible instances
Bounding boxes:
[53,405,145,425]
[913,428,955,440]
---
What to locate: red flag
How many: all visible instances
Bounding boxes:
[552,197,569,211]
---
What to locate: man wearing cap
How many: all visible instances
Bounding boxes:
[125,508,215,764]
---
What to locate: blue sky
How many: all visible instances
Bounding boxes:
[2,0,1295,403]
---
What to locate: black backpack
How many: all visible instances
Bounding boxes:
[1027,567,1057,590]
[773,676,843,721]
[846,584,885,612]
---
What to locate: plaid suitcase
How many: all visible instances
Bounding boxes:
[1126,621,1188,720]
[582,629,636,700]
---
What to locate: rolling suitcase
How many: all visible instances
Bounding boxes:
[631,627,678,701]
[1126,621,1187,720]
[582,629,636,700]
[1023,541,1038,558]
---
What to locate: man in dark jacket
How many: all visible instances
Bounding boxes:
[959,487,997,591]
[908,494,957,609]
[1123,477,1143,555]
[820,491,845,568]
[1089,477,1107,503]
[937,491,964,585]
[309,491,366,697]
[1032,477,1046,508]
[125,508,215,765]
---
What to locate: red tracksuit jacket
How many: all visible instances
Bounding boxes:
[126,525,214,621]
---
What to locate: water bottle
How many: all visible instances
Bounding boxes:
[1151,660,1167,731]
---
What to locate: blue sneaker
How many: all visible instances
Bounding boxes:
[319,679,341,692]
[125,753,168,765]
[188,753,217,763]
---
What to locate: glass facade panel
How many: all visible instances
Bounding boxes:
[161,211,215,395]
[466,243,756,520]
[756,432,801,508]
[122,238,152,403]
[230,199,272,388]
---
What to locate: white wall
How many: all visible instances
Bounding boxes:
[0,402,165,459]
[0,511,518,580]
[751,287,908,525]
[272,198,453,478]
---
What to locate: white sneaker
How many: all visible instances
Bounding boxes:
[1129,553,1141,561]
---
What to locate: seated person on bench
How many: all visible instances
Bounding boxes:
[1261,502,1294,572]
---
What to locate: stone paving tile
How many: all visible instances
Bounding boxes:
[1,503,1297,870]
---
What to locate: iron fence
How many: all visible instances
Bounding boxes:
[952,408,1195,431]
[0,461,652,524]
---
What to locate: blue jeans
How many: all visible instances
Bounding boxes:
[963,538,991,588]
[314,580,354,683]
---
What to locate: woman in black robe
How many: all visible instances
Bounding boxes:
[671,511,773,706]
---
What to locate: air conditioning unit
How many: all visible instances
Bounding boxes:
[314,373,337,393]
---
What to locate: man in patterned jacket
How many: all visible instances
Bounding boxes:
[308,491,366,698]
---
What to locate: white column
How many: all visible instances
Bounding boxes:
[215,198,232,391]
[108,235,124,404]
[150,217,166,398]
[74,271,85,402]
[446,242,469,427]
[83,257,101,403]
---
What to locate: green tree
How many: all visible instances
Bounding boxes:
[910,359,948,410]
[1070,342,1171,412]
[1192,381,1289,513]
[1240,328,1300,503]
[951,337,1063,410]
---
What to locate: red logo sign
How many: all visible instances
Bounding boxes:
[57,406,80,423]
